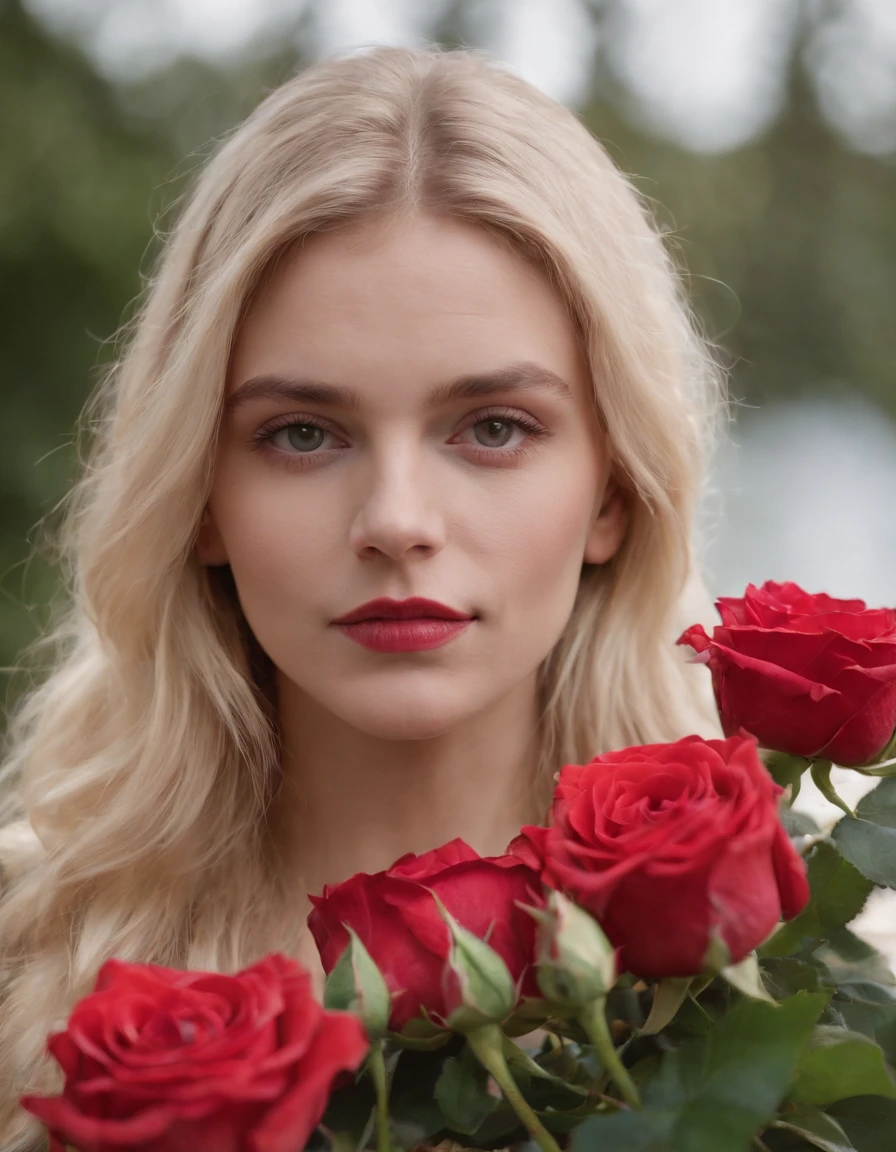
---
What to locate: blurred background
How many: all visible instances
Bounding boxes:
[1,0,894,948]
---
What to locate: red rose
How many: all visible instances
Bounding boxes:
[21,953,368,1152]
[307,838,545,1032]
[510,734,810,978]
[678,580,896,767]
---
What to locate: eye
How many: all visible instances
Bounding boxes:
[280,423,330,453]
[468,417,516,448]
[249,407,552,470]
[456,409,551,460]
[252,417,343,458]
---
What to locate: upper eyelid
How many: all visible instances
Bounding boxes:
[256,405,540,438]
[254,405,541,440]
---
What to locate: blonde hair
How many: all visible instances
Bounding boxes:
[0,43,727,1147]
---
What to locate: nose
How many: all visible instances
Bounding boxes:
[347,438,447,562]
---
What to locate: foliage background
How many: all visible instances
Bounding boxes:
[1,0,893,893]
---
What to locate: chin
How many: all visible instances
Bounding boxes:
[343,708,467,742]
[322,692,476,742]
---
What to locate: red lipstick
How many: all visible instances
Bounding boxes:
[331,597,476,653]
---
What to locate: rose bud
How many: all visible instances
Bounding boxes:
[436,899,517,1032]
[529,890,618,1012]
[324,926,392,1041]
[308,838,544,1036]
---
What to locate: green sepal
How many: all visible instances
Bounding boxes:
[811,760,856,818]
[762,749,812,805]
[431,893,516,1031]
[324,925,392,1040]
[720,951,775,1002]
[641,977,694,1035]
[389,1009,453,1050]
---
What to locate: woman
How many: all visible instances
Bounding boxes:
[0,43,726,1149]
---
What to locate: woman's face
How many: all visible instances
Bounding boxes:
[198,213,627,741]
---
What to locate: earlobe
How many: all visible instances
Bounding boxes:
[583,481,629,566]
[195,508,230,567]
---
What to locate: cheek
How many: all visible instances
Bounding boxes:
[481,468,597,599]
[211,471,336,600]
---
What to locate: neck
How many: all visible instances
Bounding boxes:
[267,673,548,901]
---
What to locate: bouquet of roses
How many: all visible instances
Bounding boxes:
[22,581,896,1152]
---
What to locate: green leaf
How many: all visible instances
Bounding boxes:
[874,1011,896,1063]
[760,843,873,958]
[780,806,823,838]
[387,1034,464,1145]
[817,926,896,994]
[760,957,830,999]
[570,991,829,1152]
[827,1096,896,1152]
[770,1106,856,1151]
[433,1054,499,1135]
[792,1027,896,1106]
[810,927,896,1054]
[831,779,896,888]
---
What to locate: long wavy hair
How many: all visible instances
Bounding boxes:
[0,43,727,1147]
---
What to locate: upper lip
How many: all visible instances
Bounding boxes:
[332,597,474,624]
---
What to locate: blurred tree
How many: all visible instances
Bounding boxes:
[0,0,174,689]
[577,7,896,413]
[0,0,893,737]
[0,0,309,717]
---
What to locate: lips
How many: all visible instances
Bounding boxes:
[332,597,474,625]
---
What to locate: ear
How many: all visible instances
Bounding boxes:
[195,506,230,567]
[583,477,629,566]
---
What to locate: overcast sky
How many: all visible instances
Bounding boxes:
[23,0,896,153]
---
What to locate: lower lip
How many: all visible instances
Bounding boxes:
[334,617,474,652]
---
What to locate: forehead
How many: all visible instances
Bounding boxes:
[229,215,588,393]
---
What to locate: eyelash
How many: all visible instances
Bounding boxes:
[249,407,552,471]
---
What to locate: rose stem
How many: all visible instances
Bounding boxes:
[578,998,641,1109]
[466,1024,562,1152]
[367,1039,392,1152]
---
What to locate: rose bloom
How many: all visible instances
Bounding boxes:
[307,838,545,1032]
[21,953,368,1152]
[511,734,810,978]
[678,580,896,767]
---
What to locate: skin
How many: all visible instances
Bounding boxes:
[197,212,628,974]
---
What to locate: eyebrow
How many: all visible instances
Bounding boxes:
[224,360,574,414]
